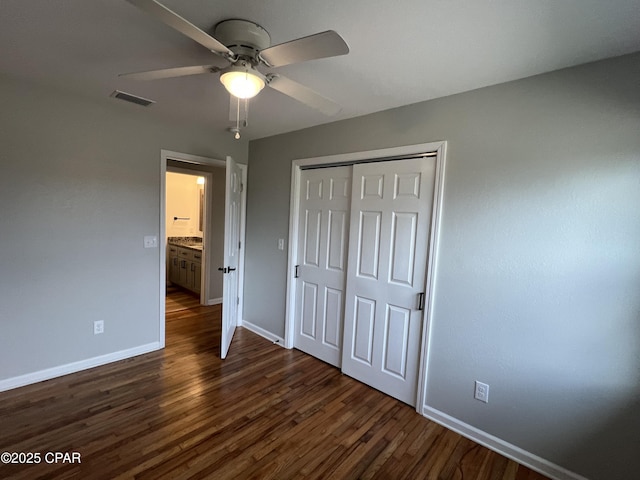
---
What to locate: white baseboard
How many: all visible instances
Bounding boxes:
[421,405,587,480]
[239,319,285,347]
[0,342,161,393]
[207,297,223,306]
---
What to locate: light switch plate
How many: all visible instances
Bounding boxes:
[278,238,285,251]
[94,320,104,335]
[144,235,158,248]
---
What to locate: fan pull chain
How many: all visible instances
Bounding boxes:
[234,95,241,139]
[231,95,250,140]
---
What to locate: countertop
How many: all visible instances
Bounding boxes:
[168,236,203,251]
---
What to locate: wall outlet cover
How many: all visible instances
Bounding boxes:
[474,381,489,403]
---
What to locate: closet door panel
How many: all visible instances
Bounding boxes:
[342,157,436,406]
[293,166,352,367]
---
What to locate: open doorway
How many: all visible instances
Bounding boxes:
[159,150,247,357]
[165,166,225,306]
[166,170,210,304]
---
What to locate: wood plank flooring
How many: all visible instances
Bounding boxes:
[0,291,550,479]
[165,286,203,313]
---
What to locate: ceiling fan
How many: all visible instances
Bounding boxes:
[121,0,350,130]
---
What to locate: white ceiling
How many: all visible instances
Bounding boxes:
[1,0,639,140]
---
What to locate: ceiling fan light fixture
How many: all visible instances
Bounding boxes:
[220,67,266,99]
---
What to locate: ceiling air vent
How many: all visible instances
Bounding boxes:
[110,90,155,107]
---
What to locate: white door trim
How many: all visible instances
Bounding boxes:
[284,141,447,411]
[160,150,245,350]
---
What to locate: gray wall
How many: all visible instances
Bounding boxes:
[0,74,246,381]
[244,52,640,480]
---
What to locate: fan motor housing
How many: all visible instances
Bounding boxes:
[214,19,271,60]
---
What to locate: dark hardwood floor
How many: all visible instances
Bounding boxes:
[0,289,549,479]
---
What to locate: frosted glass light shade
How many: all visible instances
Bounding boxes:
[220,69,265,99]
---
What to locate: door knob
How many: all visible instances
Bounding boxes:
[227,267,237,272]
[218,267,228,273]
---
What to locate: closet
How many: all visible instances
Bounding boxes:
[292,156,437,406]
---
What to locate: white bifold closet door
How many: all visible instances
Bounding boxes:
[294,166,352,367]
[341,158,435,406]
[293,157,435,406]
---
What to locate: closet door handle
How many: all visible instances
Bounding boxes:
[418,292,425,311]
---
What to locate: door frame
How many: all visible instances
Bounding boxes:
[160,149,247,349]
[284,141,447,411]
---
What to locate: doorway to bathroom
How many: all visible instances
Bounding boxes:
[160,150,247,359]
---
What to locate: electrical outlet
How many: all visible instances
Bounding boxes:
[474,381,489,403]
[94,320,104,335]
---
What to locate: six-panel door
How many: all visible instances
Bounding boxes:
[294,166,352,367]
[341,157,435,406]
[293,157,436,406]
[221,156,243,359]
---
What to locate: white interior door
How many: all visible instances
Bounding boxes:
[294,166,352,366]
[341,157,436,406]
[221,156,243,359]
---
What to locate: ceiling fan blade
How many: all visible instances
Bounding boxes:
[267,75,341,116]
[259,30,349,67]
[119,65,218,81]
[126,0,233,57]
